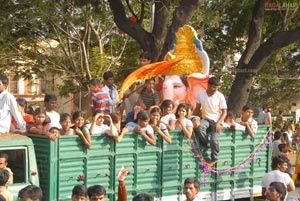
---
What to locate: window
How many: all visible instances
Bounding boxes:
[0,148,27,184]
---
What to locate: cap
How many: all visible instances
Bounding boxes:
[103,71,114,80]
[208,76,220,86]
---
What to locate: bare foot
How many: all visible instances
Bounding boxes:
[206,160,217,167]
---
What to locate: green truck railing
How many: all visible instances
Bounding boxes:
[27,125,271,201]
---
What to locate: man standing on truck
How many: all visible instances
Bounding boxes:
[0,74,26,133]
[193,76,227,167]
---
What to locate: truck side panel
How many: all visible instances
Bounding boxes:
[28,126,270,201]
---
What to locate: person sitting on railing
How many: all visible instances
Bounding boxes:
[235,105,258,138]
[193,76,227,168]
[114,111,156,146]
[175,103,193,139]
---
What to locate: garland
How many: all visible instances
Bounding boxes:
[190,129,273,185]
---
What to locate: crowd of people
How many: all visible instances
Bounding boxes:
[0,51,299,200]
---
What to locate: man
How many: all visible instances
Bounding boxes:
[102,71,118,113]
[72,185,87,201]
[132,194,154,201]
[235,105,258,138]
[257,107,266,124]
[261,155,295,197]
[85,78,110,119]
[18,185,43,201]
[44,94,61,128]
[0,153,13,184]
[183,178,200,201]
[0,169,12,201]
[0,74,26,133]
[193,76,227,167]
[87,185,106,201]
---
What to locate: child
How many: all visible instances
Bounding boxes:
[0,169,13,201]
[11,98,34,131]
[71,111,91,148]
[85,110,118,136]
[49,126,61,137]
[0,153,13,184]
[60,113,74,135]
[18,185,43,201]
[115,111,156,146]
[149,106,171,144]
[278,143,288,156]
[28,108,58,141]
[71,185,87,201]
[160,99,176,131]
[175,103,193,139]
[235,105,258,138]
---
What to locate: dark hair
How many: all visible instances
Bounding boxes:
[145,77,155,83]
[110,112,121,124]
[175,103,188,119]
[186,103,193,112]
[208,76,220,86]
[89,78,101,87]
[242,105,251,112]
[49,127,60,133]
[0,194,6,201]
[103,71,114,80]
[44,94,57,103]
[60,113,71,122]
[139,52,151,60]
[72,185,87,197]
[0,74,9,86]
[274,131,282,140]
[271,155,290,170]
[136,111,150,121]
[18,185,43,200]
[132,193,154,201]
[184,177,200,190]
[33,107,47,116]
[16,98,27,108]
[150,107,162,115]
[0,153,8,162]
[278,143,288,152]
[160,99,174,110]
[0,169,9,186]
[226,111,235,118]
[269,182,287,201]
[87,185,106,198]
[72,111,85,121]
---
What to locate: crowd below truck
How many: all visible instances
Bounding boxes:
[1,52,300,201]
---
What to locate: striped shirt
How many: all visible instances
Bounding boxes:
[139,89,160,110]
[90,89,110,114]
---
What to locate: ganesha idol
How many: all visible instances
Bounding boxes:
[158,25,210,109]
[118,25,210,110]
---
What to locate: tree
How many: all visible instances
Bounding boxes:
[108,0,300,115]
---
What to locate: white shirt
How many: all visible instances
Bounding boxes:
[235,117,258,134]
[161,113,176,125]
[196,90,227,122]
[175,118,193,130]
[85,123,110,135]
[261,170,294,189]
[183,193,201,201]
[103,85,118,113]
[46,110,61,129]
[125,122,154,135]
[258,110,265,124]
[0,90,26,133]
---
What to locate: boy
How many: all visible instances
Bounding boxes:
[44,94,61,128]
[18,185,43,201]
[0,153,13,184]
[87,185,106,201]
[86,78,110,119]
[72,185,87,201]
[0,169,12,201]
[102,71,118,113]
[115,111,156,146]
[235,105,258,138]
[0,74,26,133]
